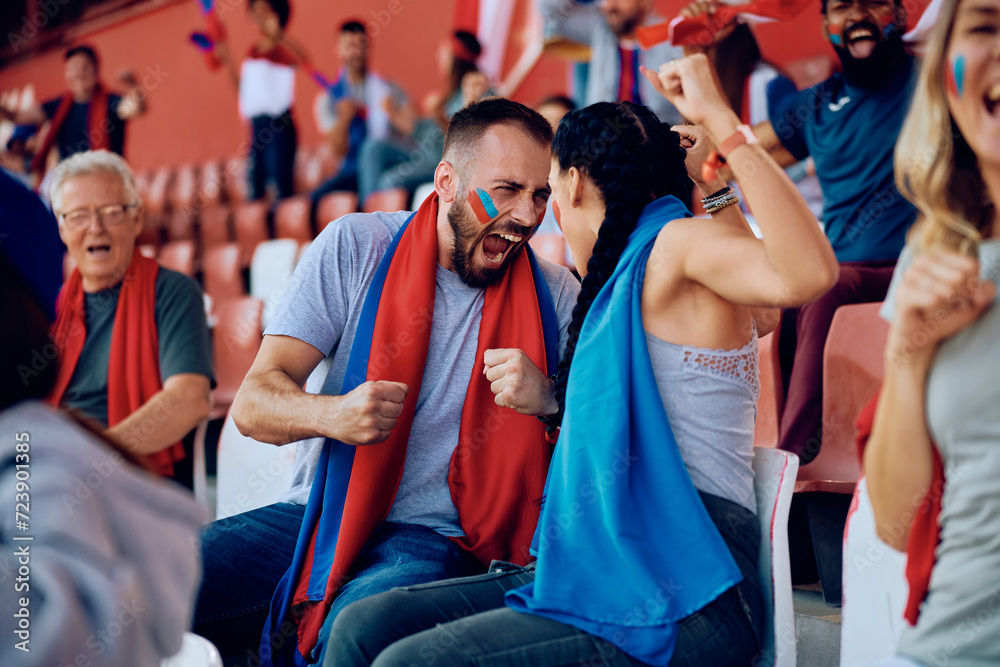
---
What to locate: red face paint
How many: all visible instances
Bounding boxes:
[552,200,562,230]
[467,188,499,225]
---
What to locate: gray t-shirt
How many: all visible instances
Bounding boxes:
[882,241,1000,667]
[60,268,215,427]
[266,211,580,537]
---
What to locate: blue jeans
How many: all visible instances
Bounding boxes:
[324,563,758,667]
[311,521,486,663]
[193,502,306,667]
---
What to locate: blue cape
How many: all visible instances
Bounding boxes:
[506,195,743,666]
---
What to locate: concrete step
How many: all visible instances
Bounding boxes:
[794,585,841,667]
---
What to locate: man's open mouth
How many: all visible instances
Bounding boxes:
[985,83,1000,115]
[481,232,524,265]
[86,244,111,257]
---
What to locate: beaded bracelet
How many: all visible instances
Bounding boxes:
[700,186,732,204]
[705,196,740,214]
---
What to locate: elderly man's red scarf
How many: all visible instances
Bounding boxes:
[263,193,557,666]
[30,84,111,177]
[48,252,184,477]
[855,390,944,625]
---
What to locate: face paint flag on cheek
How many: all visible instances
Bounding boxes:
[828,24,843,46]
[946,54,965,98]
[468,188,500,225]
[552,200,562,230]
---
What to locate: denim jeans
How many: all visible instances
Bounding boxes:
[248,111,297,201]
[311,521,486,664]
[325,563,758,667]
[193,502,306,667]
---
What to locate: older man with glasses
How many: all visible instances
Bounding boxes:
[46,150,214,487]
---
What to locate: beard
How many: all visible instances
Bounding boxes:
[447,198,527,289]
[834,24,907,89]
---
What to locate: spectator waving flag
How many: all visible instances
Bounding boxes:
[637,0,815,48]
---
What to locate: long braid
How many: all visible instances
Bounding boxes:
[550,102,689,428]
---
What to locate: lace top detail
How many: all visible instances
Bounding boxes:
[682,337,760,403]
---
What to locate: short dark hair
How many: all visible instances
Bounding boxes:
[65,45,99,67]
[821,0,901,13]
[442,97,554,176]
[340,19,365,34]
[536,95,577,113]
[250,0,291,28]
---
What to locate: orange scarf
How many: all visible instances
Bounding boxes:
[48,252,184,477]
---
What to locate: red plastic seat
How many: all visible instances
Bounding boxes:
[363,188,409,214]
[274,195,313,243]
[144,166,174,217]
[200,205,232,250]
[166,208,196,242]
[294,145,327,194]
[199,160,225,208]
[316,191,358,233]
[234,201,270,267]
[158,240,196,276]
[211,296,264,418]
[795,302,889,494]
[170,164,199,212]
[202,243,245,306]
[224,157,249,205]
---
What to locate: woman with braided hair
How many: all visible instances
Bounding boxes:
[321,54,838,667]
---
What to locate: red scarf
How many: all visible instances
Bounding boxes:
[48,252,184,477]
[855,390,944,625]
[30,84,111,177]
[277,194,554,663]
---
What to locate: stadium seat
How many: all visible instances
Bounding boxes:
[234,200,270,267]
[796,302,889,495]
[224,157,249,205]
[840,477,908,666]
[250,239,298,327]
[753,446,800,667]
[411,181,436,210]
[294,144,326,194]
[529,233,568,267]
[316,191,358,233]
[158,240,196,276]
[755,329,784,449]
[214,411,299,521]
[202,243,245,306]
[199,160,224,208]
[161,631,222,667]
[363,188,409,214]
[210,296,264,418]
[274,195,313,243]
[145,165,173,217]
[166,208,196,242]
[200,205,232,250]
[170,163,199,212]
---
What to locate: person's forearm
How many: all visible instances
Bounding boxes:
[328,120,351,158]
[231,368,341,445]
[864,342,936,551]
[702,109,837,305]
[2,106,46,126]
[107,385,211,456]
[753,121,799,168]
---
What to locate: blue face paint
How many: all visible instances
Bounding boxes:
[952,54,966,98]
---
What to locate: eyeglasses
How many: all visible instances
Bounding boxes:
[58,204,138,231]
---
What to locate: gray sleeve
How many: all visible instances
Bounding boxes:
[265,213,398,356]
[538,0,599,46]
[880,244,915,324]
[154,269,215,385]
[536,257,582,360]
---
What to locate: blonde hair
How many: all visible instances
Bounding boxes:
[49,149,141,215]
[894,0,989,255]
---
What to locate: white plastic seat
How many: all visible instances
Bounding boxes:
[411,181,436,210]
[840,476,908,665]
[161,632,222,667]
[215,412,298,520]
[752,446,800,667]
[250,239,299,328]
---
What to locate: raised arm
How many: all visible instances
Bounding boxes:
[0,104,47,127]
[865,251,994,549]
[642,55,838,308]
[231,334,409,447]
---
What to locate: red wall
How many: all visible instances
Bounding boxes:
[0,0,928,171]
